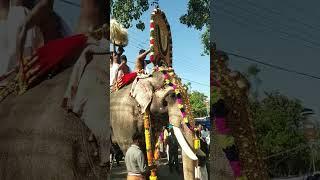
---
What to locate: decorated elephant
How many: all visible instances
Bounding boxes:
[110,8,203,179]
[0,0,112,179]
[111,66,200,179]
[210,48,269,180]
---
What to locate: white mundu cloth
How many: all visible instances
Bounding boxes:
[6,6,42,71]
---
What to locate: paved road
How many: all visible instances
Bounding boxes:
[111,158,183,180]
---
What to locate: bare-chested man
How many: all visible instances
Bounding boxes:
[0,0,70,79]
[76,0,106,33]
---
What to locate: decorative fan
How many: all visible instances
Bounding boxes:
[150,8,173,67]
[110,19,128,47]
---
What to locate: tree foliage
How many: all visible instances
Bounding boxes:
[189,91,208,118]
[251,92,310,176]
[111,0,149,30]
[179,0,210,30]
[180,0,210,55]
[245,64,262,100]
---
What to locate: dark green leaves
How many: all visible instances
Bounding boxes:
[179,0,210,55]
[111,0,149,31]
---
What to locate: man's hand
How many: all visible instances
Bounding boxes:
[16,24,28,67]
[117,46,124,56]
[85,49,94,62]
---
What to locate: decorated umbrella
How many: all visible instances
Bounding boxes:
[150,8,173,67]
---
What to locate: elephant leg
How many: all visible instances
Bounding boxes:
[97,136,110,166]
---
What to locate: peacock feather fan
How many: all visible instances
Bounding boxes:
[110,19,128,47]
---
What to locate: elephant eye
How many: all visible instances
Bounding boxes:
[162,100,168,107]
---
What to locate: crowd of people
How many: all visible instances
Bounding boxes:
[110,123,210,180]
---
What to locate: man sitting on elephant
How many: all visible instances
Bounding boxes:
[10,0,111,167]
[112,48,151,91]
[135,49,151,74]
[0,0,70,80]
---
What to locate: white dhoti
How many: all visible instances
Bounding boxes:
[63,39,111,164]
[6,6,43,72]
[199,165,208,180]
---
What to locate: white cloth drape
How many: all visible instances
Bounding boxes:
[63,38,111,164]
[6,6,42,71]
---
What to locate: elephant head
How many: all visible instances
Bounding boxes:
[128,67,198,179]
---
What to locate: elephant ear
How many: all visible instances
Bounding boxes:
[130,78,153,114]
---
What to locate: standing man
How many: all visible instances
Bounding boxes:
[125,132,147,180]
[167,128,180,174]
[197,130,209,180]
[163,125,170,161]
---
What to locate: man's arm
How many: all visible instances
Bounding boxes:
[16,0,54,63]
[137,151,147,174]
[134,49,150,72]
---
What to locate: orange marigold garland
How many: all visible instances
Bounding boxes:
[155,66,201,151]
[144,111,157,180]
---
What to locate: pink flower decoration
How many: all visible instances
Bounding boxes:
[172,85,177,89]
[176,98,183,104]
[215,117,231,134]
[181,112,186,118]
[230,161,242,177]
[164,74,169,79]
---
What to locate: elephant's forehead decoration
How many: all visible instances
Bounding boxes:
[150,8,173,67]
[154,66,195,130]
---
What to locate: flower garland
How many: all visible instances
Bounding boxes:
[157,67,190,125]
[155,66,201,151]
[150,15,155,63]
[144,111,158,180]
[213,99,247,180]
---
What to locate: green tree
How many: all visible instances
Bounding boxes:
[251,92,310,176]
[183,82,192,93]
[189,91,208,117]
[245,64,262,100]
[180,0,210,55]
[111,0,149,30]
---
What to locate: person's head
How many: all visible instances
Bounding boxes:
[195,130,201,138]
[132,132,144,147]
[118,46,125,55]
[139,49,146,55]
[120,55,127,64]
[169,128,174,134]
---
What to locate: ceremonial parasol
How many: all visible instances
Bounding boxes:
[150,8,173,67]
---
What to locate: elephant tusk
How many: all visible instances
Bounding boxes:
[172,126,198,161]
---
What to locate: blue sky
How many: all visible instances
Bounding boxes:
[212,0,320,117]
[121,1,210,97]
[54,0,210,98]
